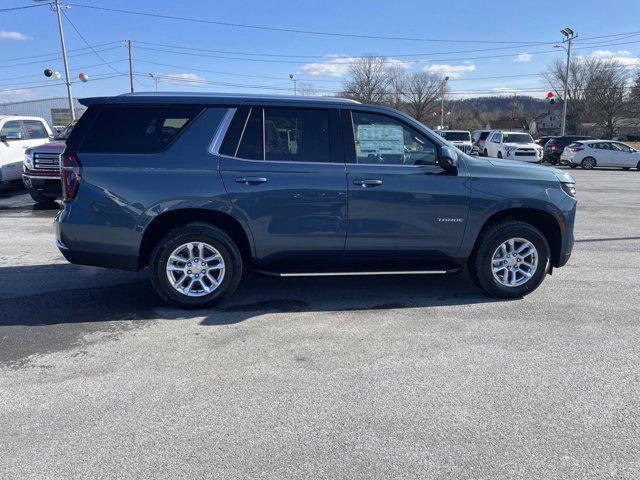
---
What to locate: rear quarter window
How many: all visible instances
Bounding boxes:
[78,105,202,154]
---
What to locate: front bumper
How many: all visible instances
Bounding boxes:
[22,173,62,198]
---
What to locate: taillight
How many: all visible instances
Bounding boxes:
[570,147,584,152]
[60,153,82,200]
[551,144,557,151]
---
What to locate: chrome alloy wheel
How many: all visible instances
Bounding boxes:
[491,238,538,287]
[166,242,225,297]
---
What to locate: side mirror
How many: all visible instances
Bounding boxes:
[1,131,23,141]
[438,146,459,172]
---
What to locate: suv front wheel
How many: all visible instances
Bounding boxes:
[150,223,243,308]
[468,220,549,298]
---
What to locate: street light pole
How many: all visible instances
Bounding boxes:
[148,73,159,92]
[289,74,297,96]
[559,27,577,136]
[127,40,134,93]
[440,76,449,129]
[45,0,75,120]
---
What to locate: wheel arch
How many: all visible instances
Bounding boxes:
[138,208,254,270]
[471,207,564,267]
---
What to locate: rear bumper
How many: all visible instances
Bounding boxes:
[55,207,140,271]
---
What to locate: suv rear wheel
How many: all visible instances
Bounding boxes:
[150,223,243,308]
[468,220,549,298]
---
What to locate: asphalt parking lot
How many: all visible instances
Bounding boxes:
[1,167,639,479]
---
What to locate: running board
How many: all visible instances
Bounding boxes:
[255,268,462,277]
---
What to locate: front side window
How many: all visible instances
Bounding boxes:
[79,106,202,153]
[492,133,502,143]
[613,142,631,152]
[0,120,23,138]
[351,112,437,166]
[23,120,49,139]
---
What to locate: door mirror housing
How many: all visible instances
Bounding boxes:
[439,146,459,173]
[1,131,23,141]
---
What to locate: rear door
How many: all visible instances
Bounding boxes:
[342,109,470,260]
[218,105,347,265]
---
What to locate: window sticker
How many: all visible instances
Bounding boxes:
[357,124,404,155]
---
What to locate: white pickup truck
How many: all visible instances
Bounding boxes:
[0,115,53,183]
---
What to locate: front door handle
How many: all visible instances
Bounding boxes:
[235,176,268,185]
[353,179,383,187]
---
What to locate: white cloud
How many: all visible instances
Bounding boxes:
[514,53,532,62]
[491,87,521,95]
[162,73,206,84]
[0,30,30,41]
[590,49,633,59]
[422,63,476,78]
[300,55,412,77]
[0,88,39,103]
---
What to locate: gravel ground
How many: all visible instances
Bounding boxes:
[0,167,639,479]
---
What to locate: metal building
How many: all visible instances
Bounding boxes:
[0,97,85,131]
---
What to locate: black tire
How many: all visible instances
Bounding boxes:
[637,161,640,171]
[581,157,596,170]
[29,189,56,205]
[149,223,243,308]
[497,151,503,158]
[468,220,550,298]
[483,148,488,157]
[622,167,630,171]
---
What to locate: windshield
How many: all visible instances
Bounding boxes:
[502,133,533,144]
[54,121,76,141]
[440,131,471,142]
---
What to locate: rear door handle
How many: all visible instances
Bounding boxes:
[353,179,383,187]
[235,176,268,185]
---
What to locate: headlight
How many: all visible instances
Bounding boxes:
[561,182,576,197]
[24,149,34,170]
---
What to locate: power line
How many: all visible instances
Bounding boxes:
[67,3,563,44]
[0,3,50,12]
[0,46,123,69]
[0,41,122,63]
[0,73,126,94]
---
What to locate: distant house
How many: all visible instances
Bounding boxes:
[578,118,640,140]
[530,109,562,136]
[484,116,529,132]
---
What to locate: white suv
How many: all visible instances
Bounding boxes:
[484,131,543,163]
[0,116,53,183]
[438,130,473,154]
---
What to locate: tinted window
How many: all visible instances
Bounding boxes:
[23,120,49,139]
[440,131,471,142]
[55,121,76,141]
[479,131,490,140]
[0,120,23,138]
[265,108,330,162]
[219,106,249,157]
[351,112,437,166]
[236,107,263,160]
[79,106,201,153]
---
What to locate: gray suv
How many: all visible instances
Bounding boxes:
[55,93,577,308]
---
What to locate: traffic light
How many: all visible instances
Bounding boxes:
[547,92,556,104]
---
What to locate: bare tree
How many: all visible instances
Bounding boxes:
[584,60,630,139]
[341,55,390,104]
[402,72,444,124]
[297,82,317,97]
[385,65,407,111]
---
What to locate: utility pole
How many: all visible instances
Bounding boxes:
[127,40,134,93]
[148,73,159,92]
[40,0,75,120]
[440,76,449,129]
[558,27,577,136]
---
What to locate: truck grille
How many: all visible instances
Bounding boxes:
[33,152,61,171]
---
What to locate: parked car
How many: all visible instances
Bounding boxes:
[483,131,543,162]
[23,121,76,204]
[535,136,557,147]
[471,129,492,156]
[543,135,593,164]
[0,115,52,184]
[55,93,576,308]
[437,130,473,154]
[560,140,640,170]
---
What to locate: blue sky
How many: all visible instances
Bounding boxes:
[1,0,639,103]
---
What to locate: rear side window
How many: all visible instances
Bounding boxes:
[79,106,202,153]
[23,120,49,139]
[236,107,263,160]
[265,108,330,162]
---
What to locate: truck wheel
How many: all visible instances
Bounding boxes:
[468,220,549,298]
[29,189,56,205]
[150,223,243,308]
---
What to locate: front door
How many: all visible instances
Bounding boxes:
[218,106,347,266]
[343,110,471,260]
